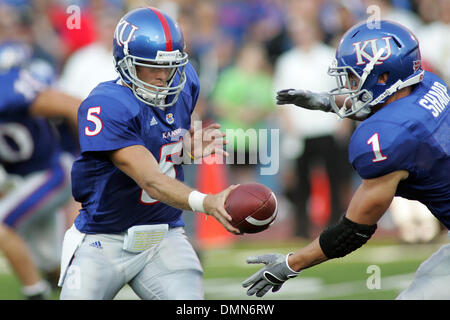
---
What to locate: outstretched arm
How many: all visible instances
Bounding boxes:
[243,170,408,297]
[276,89,332,112]
[276,89,370,121]
[110,144,241,235]
[288,170,408,269]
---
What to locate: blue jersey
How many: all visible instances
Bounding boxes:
[71,63,199,234]
[0,64,61,175]
[349,71,450,228]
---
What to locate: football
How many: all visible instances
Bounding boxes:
[225,183,278,234]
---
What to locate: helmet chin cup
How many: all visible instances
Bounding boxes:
[354,101,371,118]
[135,87,169,106]
[331,88,372,119]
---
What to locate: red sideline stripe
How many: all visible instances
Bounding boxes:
[148,7,173,51]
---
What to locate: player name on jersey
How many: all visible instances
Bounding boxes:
[418,81,449,118]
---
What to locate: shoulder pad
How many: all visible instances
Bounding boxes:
[349,120,418,179]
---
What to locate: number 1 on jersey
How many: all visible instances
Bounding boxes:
[367,132,388,162]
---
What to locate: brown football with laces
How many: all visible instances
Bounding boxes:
[225,183,278,234]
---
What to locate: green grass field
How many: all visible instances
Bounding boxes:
[200,237,442,300]
[0,234,447,300]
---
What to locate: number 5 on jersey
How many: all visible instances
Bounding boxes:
[85,107,102,136]
[140,141,183,205]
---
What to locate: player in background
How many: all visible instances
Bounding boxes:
[0,40,81,299]
[59,7,240,300]
[242,20,449,299]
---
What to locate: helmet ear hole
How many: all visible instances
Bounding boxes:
[377,72,389,84]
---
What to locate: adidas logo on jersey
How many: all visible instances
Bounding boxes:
[89,241,103,249]
[150,116,158,126]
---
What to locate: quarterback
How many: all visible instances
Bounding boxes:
[59,7,240,300]
[243,20,449,299]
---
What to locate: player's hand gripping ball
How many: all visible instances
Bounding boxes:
[225,183,278,234]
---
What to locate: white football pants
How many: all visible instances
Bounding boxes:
[396,233,450,299]
[59,225,204,300]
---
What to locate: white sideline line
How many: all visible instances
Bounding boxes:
[201,273,415,300]
[113,273,415,300]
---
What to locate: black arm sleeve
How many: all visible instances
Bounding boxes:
[319,216,377,259]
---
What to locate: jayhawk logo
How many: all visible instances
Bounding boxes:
[166,113,174,124]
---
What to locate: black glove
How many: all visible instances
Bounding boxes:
[276,89,332,113]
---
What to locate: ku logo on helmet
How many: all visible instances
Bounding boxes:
[353,36,392,65]
[115,19,139,49]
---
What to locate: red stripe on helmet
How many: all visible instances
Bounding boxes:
[148,7,173,51]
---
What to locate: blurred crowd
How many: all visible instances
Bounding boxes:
[1,0,448,242]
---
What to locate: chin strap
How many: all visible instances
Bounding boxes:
[370,70,424,106]
[358,47,424,109]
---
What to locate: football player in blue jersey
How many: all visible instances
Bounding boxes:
[0,41,81,299]
[58,7,240,300]
[242,20,450,299]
